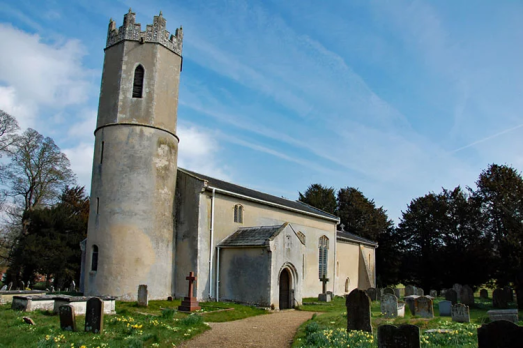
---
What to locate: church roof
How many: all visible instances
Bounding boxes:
[178,168,339,222]
[337,230,378,247]
[219,224,286,247]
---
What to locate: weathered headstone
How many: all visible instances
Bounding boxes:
[346,289,372,333]
[480,289,488,299]
[429,290,437,297]
[438,300,452,316]
[59,305,77,332]
[445,289,457,304]
[404,295,419,315]
[414,296,433,318]
[383,288,395,295]
[493,288,508,309]
[416,288,424,296]
[0,285,6,291]
[366,288,377,301]
[85,297,104,333]
[487,309,519,323]
[453,283,462,301]
[460,285,474,305]
[19,281,25,290]
[451,304,470,323]
[27,281,31,289]
[394,288,401,298]
[381,293,399,318]
[478,320,523,348]
[50,286,54,293]
[504,286,514,303]
[378,324,420,348]
[137,284,148,307]
[178,272,201,311]
[440,289,447,297]
[7,282,13,291]
[69,281,76,293]
[405,285,415,296]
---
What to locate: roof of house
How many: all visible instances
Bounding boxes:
[219,224,286,247]
[179,168,339,222]
[337,230,378,247]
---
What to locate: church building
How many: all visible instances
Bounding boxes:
[82,10,377,309]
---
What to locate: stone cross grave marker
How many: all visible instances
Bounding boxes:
[460,285,474,305]
[493,288,508,309]
[318,274,331,302]
[429,290,437,297]
[138,284,148,307]
[366,288,377,301]
[378,324,420,348]
[7,282,13,291]
[453,283,462,301]
[0,285,6,291]
[85,297,104,333]
[59,304,77,332]
[445,289,457,304]
[381,293,399,318]
[438,300,452,316]
[451,304,470,323]
[321,274,329,294]
[178,272,201,311]
[480,289,488,299]
[414,296,434,318]
[478,320,523,348]
[346,289,372,333]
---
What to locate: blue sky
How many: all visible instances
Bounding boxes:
[1,0,522,222]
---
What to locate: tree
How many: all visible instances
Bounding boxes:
[7,186,89,287]
[298,184,337,215]
[0,109,19,157]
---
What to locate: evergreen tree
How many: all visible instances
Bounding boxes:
[298,184,337,215]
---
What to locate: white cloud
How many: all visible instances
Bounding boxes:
[67,109,97,141]
[63,142,94,190]
[0,85,36,129]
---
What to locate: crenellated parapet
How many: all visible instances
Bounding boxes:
[106,9,183,56]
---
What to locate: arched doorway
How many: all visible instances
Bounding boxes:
[279,268,291,309]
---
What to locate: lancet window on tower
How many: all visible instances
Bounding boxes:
[91,245,99,271]
[234,204,243,223]
[132,65,145,98]
[318,236,329,279]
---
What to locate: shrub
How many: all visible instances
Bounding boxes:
[305,321,321,335]
[180,314,203,326]
[161,308,176,319]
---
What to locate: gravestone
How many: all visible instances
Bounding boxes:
[440,289,447,297]
[480,289,488,299]
[414,296,433,318]
[451,304,470,323]
[378,324,420,348]
[137,284,148,307]
[69,281,76,293]
[460,285,474,305]
[493,288,508,309]
[27,281,31,289]
[445,289,457,304]
[439,300,452,316]
[59,305,77,331]
[429,290,437,297]
[346,289,372,333]
[50,286,54,293]
[504,286,514,303]
[366,288,377,301]
[383,288,395,295]
[381,293,399,318]
[0,285,6,291]
[19,281,25,290]
[404,295,419,315]
[85,297,104,333]
[478,320,523,348]
[394,289,401,298]
[416,288,424,296]
[178,272,201,311]
[487,309,519,323]
[405,285,415,296]
[318,274,331,302]
[453,283,462,301]
[8,282,13,291]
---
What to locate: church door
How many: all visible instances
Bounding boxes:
[279,269,291,309]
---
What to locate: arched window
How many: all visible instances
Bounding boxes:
[91,245,99,271]
[318,236,329,279]
[132,65,144,98]
[345,277,350,292]
[234,204,243,223]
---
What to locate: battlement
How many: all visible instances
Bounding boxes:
[106,9,183,56]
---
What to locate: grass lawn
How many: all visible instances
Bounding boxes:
[0,299,267,348]
[293,295,522,347]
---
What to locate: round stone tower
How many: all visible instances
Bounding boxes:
[84,10,183,300]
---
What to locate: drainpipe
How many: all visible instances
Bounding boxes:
[209,188,216,299]
[333,224,337,295]
[216,246,221,301]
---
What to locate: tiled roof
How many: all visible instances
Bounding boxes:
[219,224,286,247]
[179,168,339,222]
[337,230,378,247]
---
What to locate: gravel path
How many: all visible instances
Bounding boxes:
[180,310,315,348]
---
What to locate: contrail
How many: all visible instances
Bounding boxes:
[450,122,523,154]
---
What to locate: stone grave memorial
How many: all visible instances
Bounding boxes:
[178,272,201,311]
[493,288,508,309]
[366,288,377,301]
[414,296,434,318]
[394,288,401,298]
[11,295,56,312]
[477,320,523,348]
[487,309,519,323]
[404,295,419,315]
[346,289,372,333]
[69,281,76,293]
[318,274,332,302]
[59,304,77,332]
[429,290,437,297]
[405,285,415,296]
[381,293,400,318]
[445,289,457,304]
[0,290,46,305]
[416,288,424,296]
[504,286,515,303]
[53,296,116,315]
[451,304,470,323]
[85,297,104,334]
[453,283,462,301]
[480,289,488,299]
[8,282,13,291]
[138,284,148,307]
[383,288,395,295]
[378,324,420,348]
[460,285,474,306]
[438,300,452,316]
[0,285,6,291]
